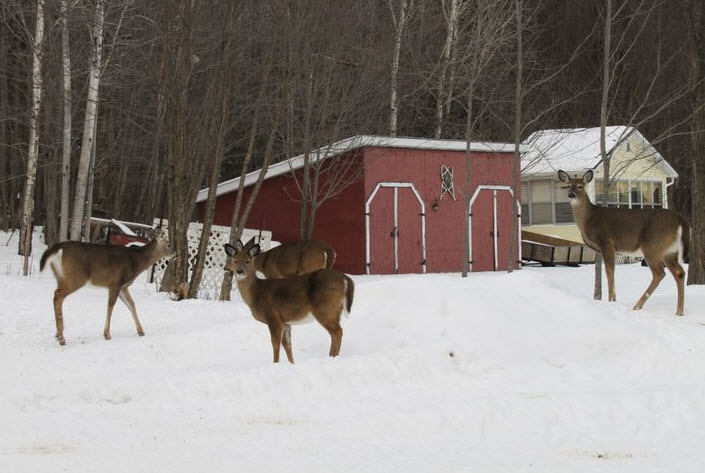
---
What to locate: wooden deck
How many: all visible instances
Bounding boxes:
[521,230,596,266]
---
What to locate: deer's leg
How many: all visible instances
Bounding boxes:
[53,288,68,346]
[664,254,686,316]
[633,256,666,311]
[281,324,294,364]
[268,322,283,363]
[323,321,343,357]
[602,246,618,302]
[119,287,144,336]
[53,282,81,346]
[104,287,120,341]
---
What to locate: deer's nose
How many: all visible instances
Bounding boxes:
[568,192,576,199]
[236,268,245,276]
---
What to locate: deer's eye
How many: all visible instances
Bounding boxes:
[246,260,250,264]
[577,185,583,190]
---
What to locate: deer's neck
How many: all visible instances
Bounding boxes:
[134,241,160,270]
[253,251,268,273]
[235,274,260,308]
[570,196,598,234]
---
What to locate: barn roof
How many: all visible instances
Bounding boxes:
[196,135,521,203]
[520,126,678,179]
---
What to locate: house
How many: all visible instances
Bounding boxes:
[195,136,522,275]
[520,126,678,244]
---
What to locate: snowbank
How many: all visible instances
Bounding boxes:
[2,231,705,472]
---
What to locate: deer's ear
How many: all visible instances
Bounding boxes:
[243,236,256,249]
[582,170,594,184]
[224,243,237,257]
[557,170,570,183]
[249,244,260,257]
[145,228,156,240]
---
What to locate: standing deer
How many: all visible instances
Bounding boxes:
[557,170,690,315]
[224,239,354,363]
[40,228,176,345]
[248,237,336,278]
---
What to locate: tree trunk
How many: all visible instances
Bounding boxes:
[435,0,459,139]
[684,0,705,285]
[594,0,612,300]
[19,0,45,275]
[220,125,278,300]
[507,0,522,273]
[389,0,410,137]
[70,0,104,241]
[58,0,71,242]
[0,19,9,231]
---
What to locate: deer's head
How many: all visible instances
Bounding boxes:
[224,239,260,281]
[148,227,177,260]
[557,169,593,203]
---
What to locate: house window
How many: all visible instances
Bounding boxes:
[521,179,574,226]
[594,179,664,208]
[531,180,553,224]
[554,180,573,223]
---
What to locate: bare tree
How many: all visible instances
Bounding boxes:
[682,0,705,285]
[460,0,513,277]
[70,0,104,241]
[388,0,414,137]
[435,0,462,138]
[58,0,71,242]
[19,0,45,275]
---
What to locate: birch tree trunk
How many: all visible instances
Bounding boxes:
[0,21,9,231]
[594,0,612,300]
[435,0,459,139]
[19,0,45,275]
[507,0,522,273]
[59,0,71,242]
[389,0,411,137]
[70,0,104,241]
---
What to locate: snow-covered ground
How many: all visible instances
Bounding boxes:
[2,230,705,473]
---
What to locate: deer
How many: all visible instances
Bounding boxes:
[39,228,176,345]
[557,170,690,315]
[246,237,336,279]
[224,239,354,363]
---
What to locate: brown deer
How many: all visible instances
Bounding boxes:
[248,237,336,278]
[557,170,690,315]
[224,239,354,363]
[40,228,176,345]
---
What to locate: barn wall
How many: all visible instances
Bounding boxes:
[363,147,517,273]
[197,154,367,274]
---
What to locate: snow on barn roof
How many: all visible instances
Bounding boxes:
[520,126,678,179]
[196,135,522,203]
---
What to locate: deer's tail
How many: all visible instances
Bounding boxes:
[40,244,63,274]
[324,245,337,269]
[343,275,354,315]
[681,220,690,265]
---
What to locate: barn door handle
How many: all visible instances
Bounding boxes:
[390,227,399,238]
[490,231,499,237]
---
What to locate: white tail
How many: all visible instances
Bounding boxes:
[558,170,690,315]
[40,228,176,345]
[224,239,354,363]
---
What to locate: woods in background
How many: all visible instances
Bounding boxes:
[1,0,704,287]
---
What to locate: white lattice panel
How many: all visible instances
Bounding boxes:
[149,220,272,299]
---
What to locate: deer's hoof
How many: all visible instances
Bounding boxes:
[632,304,643,311]
[55,333,66,345]
[137,330,145,337]
[103,332,111,341]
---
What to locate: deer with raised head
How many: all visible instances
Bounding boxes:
[224,239,354,363]
[248,237,336,279]
[557,170,690,315]
[40,228,176,345]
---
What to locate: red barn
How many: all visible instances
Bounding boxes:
[196,136,522,275]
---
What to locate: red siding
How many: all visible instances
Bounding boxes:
[198,144,518,275]
[199,155,367,274]
[363,147,517,273]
